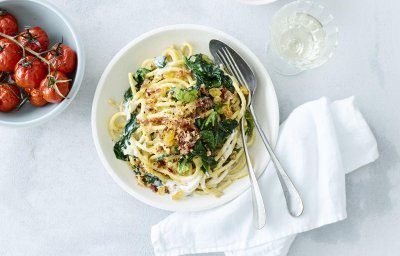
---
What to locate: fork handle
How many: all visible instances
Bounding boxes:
[241,117,266,229]
[249,104,304,217]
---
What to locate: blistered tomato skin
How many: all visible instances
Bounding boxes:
[0,84,20,112]
[40,71,71,103]
[14,56,48,88]
[17,26,49,53]
[46,44,77,74]
[25,87,47,107]
[0,38,22,72]
[0,9,18,37]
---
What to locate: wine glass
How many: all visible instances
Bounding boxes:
[266,0,339,75]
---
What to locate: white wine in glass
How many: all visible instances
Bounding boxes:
[267,0,338,75]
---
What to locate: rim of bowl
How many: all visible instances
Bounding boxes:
[91,24,280,211]
[0,0,85,128]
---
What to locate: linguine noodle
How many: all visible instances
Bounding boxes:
[109,44,254,200]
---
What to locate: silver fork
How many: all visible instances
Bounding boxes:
[217,48,266,229]
[214,43,304,218]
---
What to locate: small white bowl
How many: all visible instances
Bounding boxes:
[0,0,85,128]
[92,24,279,212]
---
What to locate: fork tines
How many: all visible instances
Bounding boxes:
[217,47,249,90]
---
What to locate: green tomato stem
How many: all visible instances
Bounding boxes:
[0,31,50,65]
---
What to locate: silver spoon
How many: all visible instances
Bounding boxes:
[210,39,304,217]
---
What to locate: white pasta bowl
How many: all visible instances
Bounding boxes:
[91,24,279,212]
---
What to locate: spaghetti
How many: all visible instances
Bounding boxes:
[109,44,254,199]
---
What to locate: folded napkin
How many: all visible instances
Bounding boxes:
[151,97,379,256]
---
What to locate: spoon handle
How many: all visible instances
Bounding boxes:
[249,104,304,217]
[241,117,266,229]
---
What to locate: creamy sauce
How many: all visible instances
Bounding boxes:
[166,172,203,196]
[122,139,137,157]
[123,101,131,120]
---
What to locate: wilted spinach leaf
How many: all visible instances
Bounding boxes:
[113,113,139,160]
[185,54,234,92]
[245,110,255,137]
[114,140,127,161]
[218,119,238,134]
[200,130,216,150]
[123,87,133,103]
[198,119,238,150]
[195,117,205,130]
[143,173,163,187]
[191,139,207,156]
[132,166,141,175]
[132,68,150,91]
[200,155,218,174]
[189,140,217,174]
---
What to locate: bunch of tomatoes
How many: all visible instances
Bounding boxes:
[0,8,77,112]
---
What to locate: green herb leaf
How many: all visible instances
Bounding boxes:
[189,140,217,174]
[123,87,133,103]
[172,86,198,103]
[200,155,217,174]
[178,156,190,175]
[191,140,207,157]
[198,118,238,151]
[200,130,217,150]
[132,166,141,175]
[113,113,140,160]
[124,115,140,137]
[204,111,218,127]
[245,110,255,137]
[187,118,238,174]
[113,140,127,161]
[195,117,205,130]
[218,119,238,134]
[214,131,226,149]
[143,173,163,187]
[154,56,167,68]
[185,54,234,92]
[132,68,150,91]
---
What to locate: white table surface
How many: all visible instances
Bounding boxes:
[1,0,399,255]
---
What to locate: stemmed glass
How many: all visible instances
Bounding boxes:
[266,0,339,75]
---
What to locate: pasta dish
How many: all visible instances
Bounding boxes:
[109,43,254,199]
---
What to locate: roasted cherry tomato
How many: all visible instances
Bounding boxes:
[45,43,77,74]
[17,26,49,53]
[0,9,18,37]
[0,83,20,112]
[24,87,47,107]
[39,71,70,103]
[0,38,22,72]
[14,56,48,88]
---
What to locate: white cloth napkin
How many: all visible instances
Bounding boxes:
[151,97,379,256]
